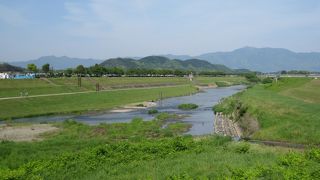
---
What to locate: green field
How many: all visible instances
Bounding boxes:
[0,77,191,98]
[1,77,320,179]
[0,85,197,120]
[0,76,246,120]
[0,76,245,98]
[194,76,247,86]
[215,78,320,144]
[3,115,319,179]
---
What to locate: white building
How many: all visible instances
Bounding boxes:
[0,72,10,79]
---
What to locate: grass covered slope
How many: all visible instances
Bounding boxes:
[0,85,197,120]
[195,76,248,86]
[1,115,302,180]
[215,78,320,144]
[0,77,191,98]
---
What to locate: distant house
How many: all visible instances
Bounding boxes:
[14,73,35,79]
[188,72,194,81]
[0,72,10,79]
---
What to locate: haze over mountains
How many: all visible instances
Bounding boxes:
[6,47,320,72]
[163,47,320,72]
[10,56,102,70]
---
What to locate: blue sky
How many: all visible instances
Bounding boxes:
[1,0,320,61]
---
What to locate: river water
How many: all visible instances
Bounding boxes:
[10,85,245,135]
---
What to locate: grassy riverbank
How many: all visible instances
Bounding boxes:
[0,76,246,98]
[0,77,191,98]
[0,85,197,120]
[195,76,248,86]
[0,76,248,120]
[214,78,320,144]
[3,114,318,179]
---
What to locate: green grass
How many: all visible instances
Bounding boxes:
[1,77,319,179]
[0,85,197,120]
[0,77,191,98]
[0,76,247,98]
[0,116,302,180]
[0,113,188,170]
[178,103,199,110]
[194,76,247,86]
[1,112,319,179]
[148,109,158,114]
[215,78,320,144]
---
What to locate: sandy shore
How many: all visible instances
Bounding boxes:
[196,84,218,90]
[0,124,58,142]
[109,101,157,113]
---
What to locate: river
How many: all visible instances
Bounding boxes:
[10,85,245,135]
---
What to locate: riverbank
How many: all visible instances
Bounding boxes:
[214,78,320,145]
[0,124,58,142]
[214,112,242,138]
[0,85,197,120]
[110,101,157,113]
[2,114,312,179]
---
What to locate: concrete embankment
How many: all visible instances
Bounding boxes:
[213,112,242,138]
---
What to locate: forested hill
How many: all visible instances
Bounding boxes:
[100,56,231,72]
[0,63,23,72]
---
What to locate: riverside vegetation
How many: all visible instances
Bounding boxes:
[214,77,320,144]
[178,103,199,110]
[2,113,320,179]
[0,76,245,120]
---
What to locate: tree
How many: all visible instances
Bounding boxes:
[65,68,73,77]
[27,64,37,73]
[42,64,50,74]
[244,73,260,83]
[75,65,86,75]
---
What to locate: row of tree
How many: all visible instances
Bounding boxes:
[280,70,311,75]
[68,64,194,77]
[25,63,243,77]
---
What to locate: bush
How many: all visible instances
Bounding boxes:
[262,77,273,84]
[234,143,250,154]
[148,109,158,114]
[178,103,198,110]
[244,73,260,83]
[215,81,229,87]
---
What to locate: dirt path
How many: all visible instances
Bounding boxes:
[41,78,60,86]
[0,124,58,142]
[86,77,108,90]
[0,84,188,101]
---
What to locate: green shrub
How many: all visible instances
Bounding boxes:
[234,143,250,154]
[148,109,158,114]
[262,77,273,84]
[244,73,260,83]
[215,81,229,87]
[178,103,198,110]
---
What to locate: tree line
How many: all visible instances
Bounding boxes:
[25,63,245,77]
[25,64,225,77]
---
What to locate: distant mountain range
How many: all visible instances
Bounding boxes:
[6,47,320,72]
[162,47,320,72]
[100,56,231,72]
[10,56,102,70]
[0,63,23,72]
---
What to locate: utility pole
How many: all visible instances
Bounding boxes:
[96,83,100,92]
[78,75,82,87]
[159,92,163,107]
